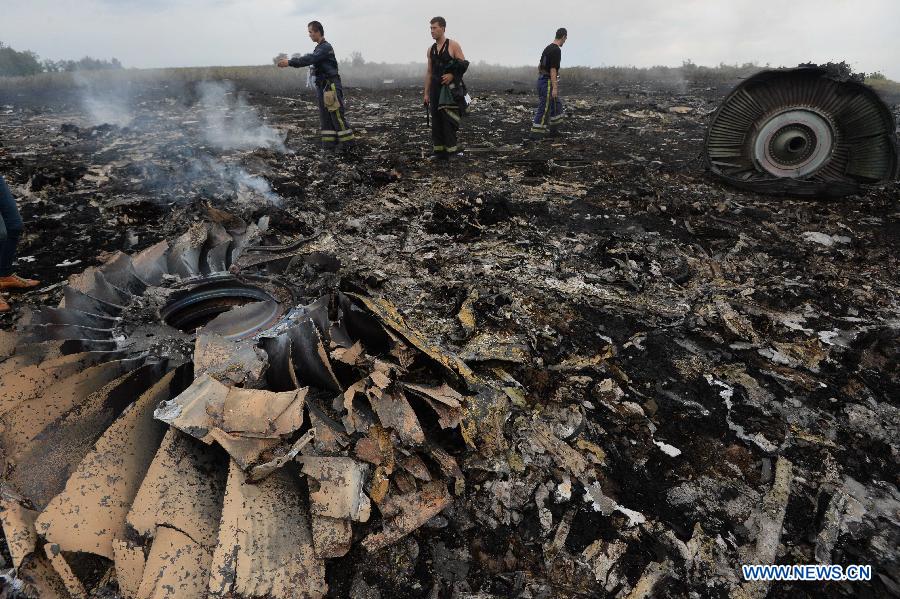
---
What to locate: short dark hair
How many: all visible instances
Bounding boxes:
[430,16,446,28]
[308,21,324,35]
[555,27,567,39]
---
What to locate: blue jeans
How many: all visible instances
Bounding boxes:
[0,175,24,277]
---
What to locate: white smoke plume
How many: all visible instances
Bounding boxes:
[197,81,286,152]
[73,71,134,126]
[188,156,283,207]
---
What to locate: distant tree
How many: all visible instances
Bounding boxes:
[55,56,124,72]
[0,41,43,76]
[41,58,62,73]
[0,42,123,76]
[347,51,365,67]
[867,71,887,81]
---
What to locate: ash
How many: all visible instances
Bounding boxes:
[0,77,898,599]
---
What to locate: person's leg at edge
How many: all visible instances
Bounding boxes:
[0,175,38,293]
[0,199,7,312]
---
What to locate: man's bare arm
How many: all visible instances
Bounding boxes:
[450,40,465,61]
[450,40,465,60]
[550,67,558,98]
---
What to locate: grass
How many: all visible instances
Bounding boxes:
[1,62,897,106]
[0,62,765,104]
[868,78,900,96]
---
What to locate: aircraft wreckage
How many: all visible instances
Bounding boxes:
[0,214,507,598]
[705,65,899,197]
[0,62,898,598]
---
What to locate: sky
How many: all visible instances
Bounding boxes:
[2,0,899,79]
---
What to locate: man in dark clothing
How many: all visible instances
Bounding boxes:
[424,16,469,160]
[0,173,40,312]
[278,21,354,152]
[530,28,567,139]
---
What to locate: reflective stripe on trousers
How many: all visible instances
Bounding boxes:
[532,74,564,135]
[315,80,354,148]
[430,80,459,155]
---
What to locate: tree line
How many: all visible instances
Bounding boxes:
[0,41,122,77]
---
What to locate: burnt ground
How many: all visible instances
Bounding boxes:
[0,79,898,598]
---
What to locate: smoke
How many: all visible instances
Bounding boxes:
[127,154,284,207]
[73,71,134,126]
[192,81,286,205]
[69,75,286,206]
[189,156,283,207]
[197,81,286,152]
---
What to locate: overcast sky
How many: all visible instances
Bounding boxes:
[2,0,899,79]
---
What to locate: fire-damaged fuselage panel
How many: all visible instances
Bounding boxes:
[705,66,899,197]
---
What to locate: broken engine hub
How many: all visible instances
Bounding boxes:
[0,217,497,598]
[705,65,899,197]
[160,274,293,339]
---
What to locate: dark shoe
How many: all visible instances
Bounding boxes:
[0,274,40,290]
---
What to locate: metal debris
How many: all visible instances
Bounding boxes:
[361,481,452,552]
[0,485,38,570]
[35,370,169,559]
[111,539,145,599]
[137,525,211,599]
[157,375,305,438]
[193,332,267,386]
[0,215,478,596]
[706,65,899,196]
[1,74,898,597]
[209,464,326,599]
[126,429,227,546]
[300,456,371,558]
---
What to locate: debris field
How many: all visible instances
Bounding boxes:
[0,77,898,599]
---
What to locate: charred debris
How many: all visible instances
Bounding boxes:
[0,67,898,599]
[0,216,494,598]
[705,64,899,197]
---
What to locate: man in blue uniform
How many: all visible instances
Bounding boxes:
[278,21,354,153]
[530,28,567,139]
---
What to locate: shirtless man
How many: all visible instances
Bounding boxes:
[423,16,468,160]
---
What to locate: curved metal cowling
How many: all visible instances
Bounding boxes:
[705,66,899,197]
[0,218,469,598]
